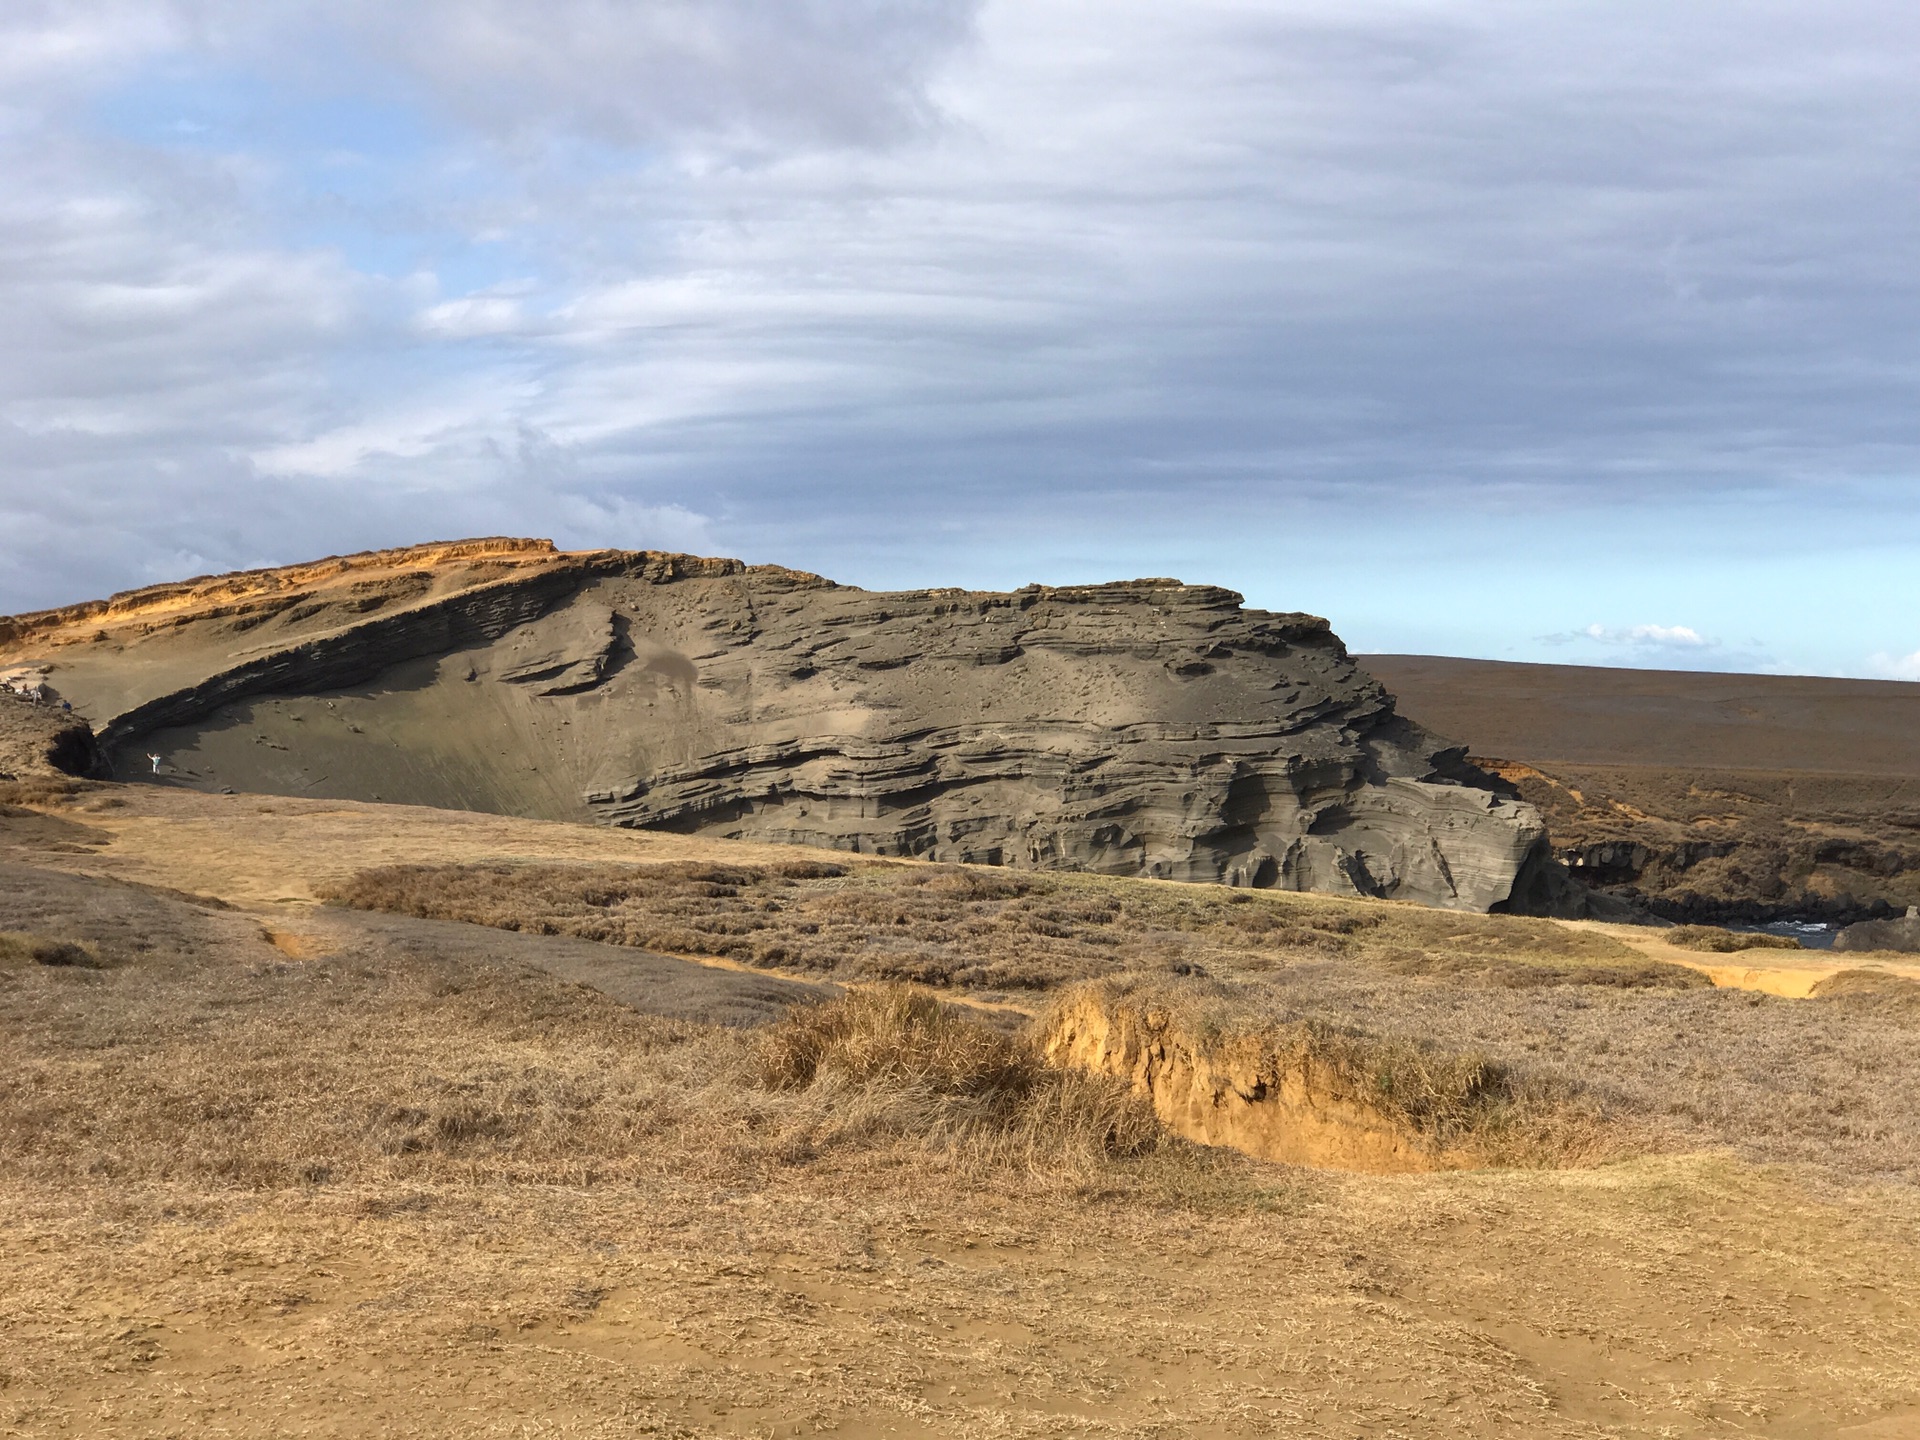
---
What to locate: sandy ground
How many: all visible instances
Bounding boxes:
[8,1157,1920,1439]
[7,785,1920,1436]
[1568,920,1920,996]
[14,783,818,908]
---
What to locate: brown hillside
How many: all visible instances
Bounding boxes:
[1362,655,1920,922]
[1360,654,1920,775]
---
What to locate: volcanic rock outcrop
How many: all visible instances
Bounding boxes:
[1835,913,1920,954]
[0,539,1548,910]
[0,690,105,783]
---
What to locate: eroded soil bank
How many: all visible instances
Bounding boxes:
[1043,990,1451,1170]
[1037,979,1601,1173]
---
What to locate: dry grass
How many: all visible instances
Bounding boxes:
[760,984,1038,1094]
[1043,975,1636,1171]
[320,857,1682,992]
[758,985,1162,1167]
[1668,923,1804,952]
[303,857,1920,1182]
[0,775,99,807]
[10,837,1920,1432]
[1811,966,1920,1017]
[0,865,1218,1202]
[1229,954,1920,1182]
[0,929,100,968]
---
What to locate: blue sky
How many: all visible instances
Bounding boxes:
[3,0,1919,678]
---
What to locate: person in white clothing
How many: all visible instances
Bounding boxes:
[147,753,163,775]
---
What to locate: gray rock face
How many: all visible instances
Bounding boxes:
[0,540,1548,911]
[572,573,1545,911]
[1834,916,1920,953]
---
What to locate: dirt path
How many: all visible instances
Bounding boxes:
[1562,919,1920,996]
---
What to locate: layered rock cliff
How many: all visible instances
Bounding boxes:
[0,539,1548,910]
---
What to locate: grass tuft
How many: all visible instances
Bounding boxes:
[0,930,101,968]
[760,986,1032,1096]
[757,985,1163,1165]
[1668,925,1803,953]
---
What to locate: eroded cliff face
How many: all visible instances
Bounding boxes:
[0,539,1546,910]
[0,692,105,783]
[1039,983,1481,1172]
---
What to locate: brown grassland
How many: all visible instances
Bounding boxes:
[5,784,1920,1436]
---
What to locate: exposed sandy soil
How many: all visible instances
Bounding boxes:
[1573,918,1920,997]
[3,781,821,909]
[6,784,1920,1436]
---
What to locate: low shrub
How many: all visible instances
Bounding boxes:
[0,930,101,968]
[1668,925,1802,953]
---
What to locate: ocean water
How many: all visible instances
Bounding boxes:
[1728,920,1837,951]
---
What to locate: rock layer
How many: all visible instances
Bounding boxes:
[0,539,1547,910]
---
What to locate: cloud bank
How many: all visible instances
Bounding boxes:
[1,1,1918,677]
[1870,650,1920,682]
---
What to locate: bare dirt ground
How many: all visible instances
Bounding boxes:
[6,784,1920,1437]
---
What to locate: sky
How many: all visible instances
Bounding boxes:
[3,1,1919,678]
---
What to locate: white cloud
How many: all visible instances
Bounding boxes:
[552,496,716,556]
[1529,619,1789,674]
[1,0,1920,679]
[1868,650,1920,682]
[163,0,980,154]
[1581,623,1713,650]
[415,295,536,339]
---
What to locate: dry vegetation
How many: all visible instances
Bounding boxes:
[11,790,1920,1434]
[319,857,1699,992]
[1667,924,1804,952]
[758,985,1163,1170]
[7,859,1920,1435]
[1811,966,1920,1012]
[0,929,99,968]
[311,857,1920,1183]
[0,870,1193,1200]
